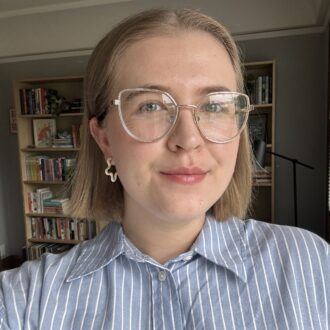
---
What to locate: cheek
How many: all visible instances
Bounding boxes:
[230,140,240,166]
[214,138,240,168]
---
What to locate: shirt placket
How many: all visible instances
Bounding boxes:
[148,264,184,330]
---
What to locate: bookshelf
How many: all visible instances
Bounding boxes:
[13,76,98,260]
[244,61,276,223]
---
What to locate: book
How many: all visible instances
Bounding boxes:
[33,119,56,148]
[19,89,28,114]
[36,188,53,213]
[71,125,81,148]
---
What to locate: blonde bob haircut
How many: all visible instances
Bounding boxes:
[69,8,253,222]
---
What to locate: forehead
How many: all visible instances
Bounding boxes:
[114,31,237,95]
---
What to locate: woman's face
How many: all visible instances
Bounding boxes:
[91,31,239,225]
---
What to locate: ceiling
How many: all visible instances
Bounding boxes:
[0,0,329,62]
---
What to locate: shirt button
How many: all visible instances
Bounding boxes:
[184,256,193,261]
[158,270,167,282]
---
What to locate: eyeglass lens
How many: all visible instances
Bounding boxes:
[118,89,249,143]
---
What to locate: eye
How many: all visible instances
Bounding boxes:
[203,102,224,113]
[139,102,164,113]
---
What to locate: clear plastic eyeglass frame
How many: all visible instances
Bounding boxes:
[109,88,254,144]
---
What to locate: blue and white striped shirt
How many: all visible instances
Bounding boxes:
[0,216,329,329]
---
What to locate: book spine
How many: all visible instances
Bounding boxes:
[26,89,32,114]
[265,76,269,104]
[257,76,263,104]
[261,76,266,104]
[35,88,40,114]
[27,192,32,213]
[39,88,44,114]
[269,76,273,104]
[31,217,36,238]
[31,89,36,114]
[19,89,27,115]
[71,125,77,148]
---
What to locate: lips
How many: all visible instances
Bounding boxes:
[160,167,207,184]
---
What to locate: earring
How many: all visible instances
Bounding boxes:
[105,158,118,182]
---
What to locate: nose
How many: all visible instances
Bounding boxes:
[167,106,204,152]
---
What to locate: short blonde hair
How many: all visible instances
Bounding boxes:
[68,8,253,222]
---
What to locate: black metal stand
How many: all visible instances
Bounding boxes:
[267,151,314,227]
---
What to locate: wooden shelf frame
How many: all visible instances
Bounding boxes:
[13,75,98,259]
[245,60,276,222]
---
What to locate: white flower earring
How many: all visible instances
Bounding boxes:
[105,157,118,183]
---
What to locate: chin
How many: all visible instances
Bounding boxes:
[156,205,210,225]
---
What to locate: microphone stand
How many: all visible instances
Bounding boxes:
[266,150,314,227]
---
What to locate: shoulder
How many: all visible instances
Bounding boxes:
[243,219,329,276]
[0,221,118,290]
[0,243,82,329]
[244,219,328,256]
[0,221,119,328]
[0,242,82,286]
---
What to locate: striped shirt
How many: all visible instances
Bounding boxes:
[0,216,329,330]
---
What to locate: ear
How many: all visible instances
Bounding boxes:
[89,117,112,157]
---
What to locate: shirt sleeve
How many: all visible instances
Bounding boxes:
[0,273,10,330]
[0,260,40,330]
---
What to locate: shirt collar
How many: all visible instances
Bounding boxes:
[193,215,247,282]
[66,222,125,282]
[67,216,247,283]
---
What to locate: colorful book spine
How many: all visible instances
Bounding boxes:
[30,217,96,243]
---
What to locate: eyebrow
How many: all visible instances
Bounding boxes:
[139,84,232,94]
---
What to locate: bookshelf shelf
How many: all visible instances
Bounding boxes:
[25,212,69,218]
[253,182,272,187]
[28,238,80,245]
[18,113,84,119]
[13,75,100,260]
[21,147,80,152]
[245,60,276,223]
[23,180,67,185]
[253,103,273,109]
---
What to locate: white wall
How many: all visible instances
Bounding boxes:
[0,0,327,61]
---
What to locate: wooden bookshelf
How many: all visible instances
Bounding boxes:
[13,76,99,260]
[244,60,276,223]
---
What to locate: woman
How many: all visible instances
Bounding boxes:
[1,8,329,330]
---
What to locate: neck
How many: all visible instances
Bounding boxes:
[122,214,205,264]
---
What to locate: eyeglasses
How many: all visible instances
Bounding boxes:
[105,88,254,143]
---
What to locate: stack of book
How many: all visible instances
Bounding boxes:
[253,166,272,184]
[51,125,81,149]
[27,243,72,260]
[42,198,69,214]
[69,99,83,113]
[52,131,73,148]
